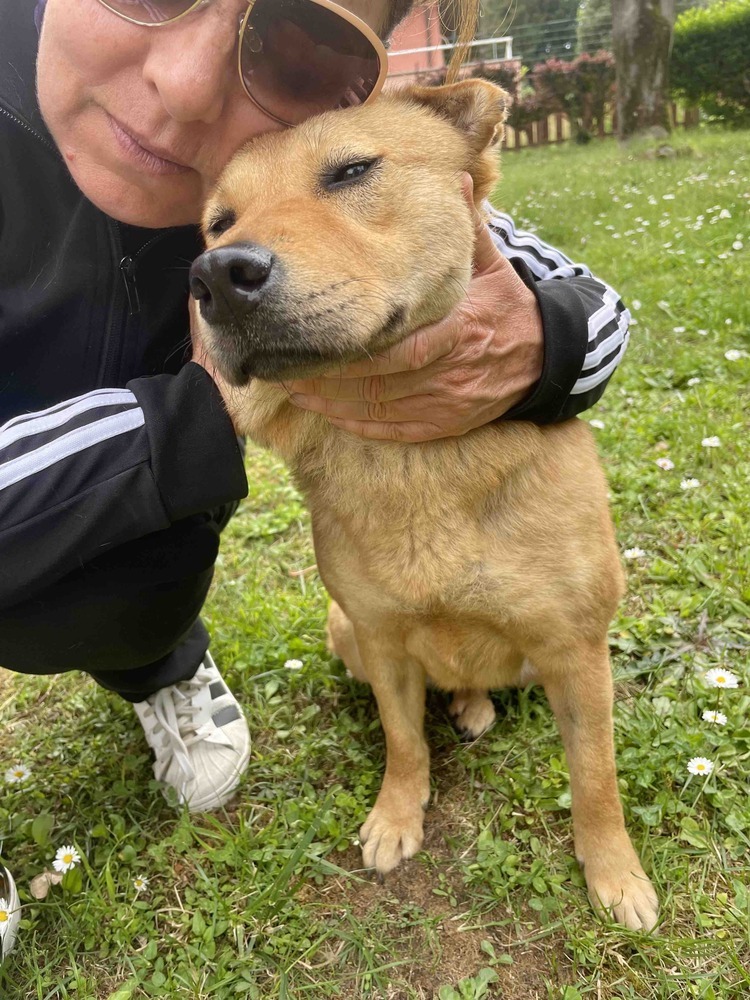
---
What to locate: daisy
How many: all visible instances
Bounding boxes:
[701,436,721,448]
[680,478,701,490]
[687,757,714,777]
[4,764,31,784]
[702,710,727,726]
[0,898,15,925]
[589,419,605,430]
[725,350,744,362]
[656,457,675,470]
[284,658,303,671]
[624,547,646,560]
[705,668,740,689]
[733,240,744,251]
[133,876,149,892]
[673,325,685,333]
[52,845,80,873]
[687,378,701,387]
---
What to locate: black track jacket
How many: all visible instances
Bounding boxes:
[0,2,630,613]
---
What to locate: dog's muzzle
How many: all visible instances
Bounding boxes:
[190,243,275,326]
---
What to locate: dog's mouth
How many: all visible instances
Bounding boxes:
[206,304,408,386]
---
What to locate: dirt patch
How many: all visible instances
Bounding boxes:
[303,783,574,999]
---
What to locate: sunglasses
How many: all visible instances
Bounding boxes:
[95,0,388,126]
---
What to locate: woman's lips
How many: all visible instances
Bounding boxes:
[107,114,192,176]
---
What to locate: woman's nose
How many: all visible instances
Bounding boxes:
[141,8,240,124]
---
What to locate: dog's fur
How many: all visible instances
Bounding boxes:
[192,80,659,931]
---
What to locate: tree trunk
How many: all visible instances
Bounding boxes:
[612,0,676,139]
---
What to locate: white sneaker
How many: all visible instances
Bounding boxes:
[133,653,250,813]
[0,865,20,964]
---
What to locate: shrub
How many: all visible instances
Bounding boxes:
[505,93,545,139]
[671,0,750,125]
[531,53,616,138]
[472,60,522,98]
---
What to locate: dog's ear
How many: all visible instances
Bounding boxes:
[404,79,510,154]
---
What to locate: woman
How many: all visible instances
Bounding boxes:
[0,0,630,961]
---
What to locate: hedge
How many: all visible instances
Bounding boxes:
[671,0,750,125]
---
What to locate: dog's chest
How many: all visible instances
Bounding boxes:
[298,443,504,615]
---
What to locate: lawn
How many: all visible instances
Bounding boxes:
[1,127,749,1000]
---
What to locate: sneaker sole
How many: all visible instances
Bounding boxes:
[183,738,251,814]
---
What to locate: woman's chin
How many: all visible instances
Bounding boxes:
[66,156,201,228]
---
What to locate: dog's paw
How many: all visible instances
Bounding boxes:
[360,801,425,875]
[448,690,496,738]
[586,860,659,932]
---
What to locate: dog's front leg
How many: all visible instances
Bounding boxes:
[536,641,659,931]
[355,626,430,876]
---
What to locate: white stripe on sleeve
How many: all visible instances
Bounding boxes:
[0,389,138,451]
[571,331,631,394]
[0,387,136,434]
[0,408,145,491]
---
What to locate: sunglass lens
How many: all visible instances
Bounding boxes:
[99,0,198,24]
[240,0,382,125]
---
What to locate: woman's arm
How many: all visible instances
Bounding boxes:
[486,205,629,422]
[0,365,246,611]
[277,195,629,441]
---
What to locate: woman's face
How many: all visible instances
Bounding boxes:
[37,0,390,228]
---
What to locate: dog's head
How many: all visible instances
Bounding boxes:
[191,79,508,385]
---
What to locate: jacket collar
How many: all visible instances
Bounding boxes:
[0,1,53,142]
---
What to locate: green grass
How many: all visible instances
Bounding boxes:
[2,126,749,999]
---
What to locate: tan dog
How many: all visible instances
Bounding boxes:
[190,79,659,932]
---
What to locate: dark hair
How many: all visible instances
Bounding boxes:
[382,0,415,36]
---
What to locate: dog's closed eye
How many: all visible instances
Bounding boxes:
[323,157,381,192]
[206,209,237,239]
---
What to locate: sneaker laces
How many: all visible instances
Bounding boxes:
[143,682,205,783]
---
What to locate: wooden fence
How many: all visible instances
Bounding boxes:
[504,103,701,150]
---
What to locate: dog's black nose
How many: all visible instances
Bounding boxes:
[190,243,275,323]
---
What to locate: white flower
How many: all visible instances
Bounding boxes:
[701,436,721,448]
[725,318,733,326]
[687,377,701,387]
[284,658,303,671]
[725,350,745,361]
[697,329,708,336]
[133,876,149,892]
[681,478,701,490]
[663,193,675,200]
[673,325,686,333]
[52,845,81,873]
[0,898,16,926]
[702,710,727,726]
[733,240,744,251]
[655,457,675,470]
[718,208,731,219]
[705,668,740,689]
[687,756,714,777]
[589,419,605,430]
[624,547,646,560]
[4,764,31,784]
[632,299,642,311]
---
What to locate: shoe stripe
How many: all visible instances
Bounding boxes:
[212,704,242,728]
[209,680,228,700]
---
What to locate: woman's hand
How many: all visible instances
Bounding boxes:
[276,179,544,443]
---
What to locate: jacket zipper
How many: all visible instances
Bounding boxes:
[102,222,128,386]
[0,102,58,155]
[118,232,167,317]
